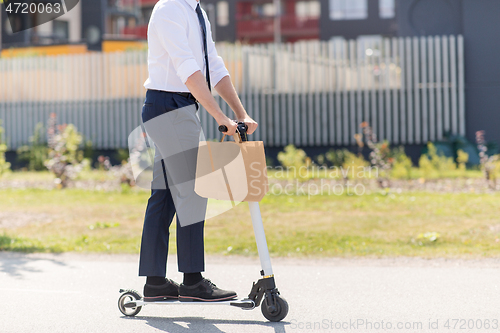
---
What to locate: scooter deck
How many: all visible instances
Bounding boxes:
[127,298,255,308]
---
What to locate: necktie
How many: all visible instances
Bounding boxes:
[195,4,211,92]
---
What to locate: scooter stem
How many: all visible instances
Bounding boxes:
[248,201,273,277]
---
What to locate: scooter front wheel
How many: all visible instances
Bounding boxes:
[118,290,142,317]
[261,295,288,322]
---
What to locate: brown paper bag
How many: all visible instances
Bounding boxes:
[195,136,268,203]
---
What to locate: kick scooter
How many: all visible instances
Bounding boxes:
[118,122,289,322]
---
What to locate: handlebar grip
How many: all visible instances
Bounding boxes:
[219,123,248,133]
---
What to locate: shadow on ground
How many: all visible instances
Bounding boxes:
[125,316,289,333]
[0,251,68,278]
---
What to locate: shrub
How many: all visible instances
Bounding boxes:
[0,120,11,176]
[83,140,94,160]
[115,149,130,164]
[97,155,112,171]
[493,158,500,181]
[316,149,350,167]
[418,142,457,179]
[391,146,413,179]
[16,123,48,171]
[418,153,439,180]
[277,144,308,170]
[315,153,326,166]
[341,151,370,180]
[456,149,469,175]
[327,148,350,167]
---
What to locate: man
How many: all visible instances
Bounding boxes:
[138,0,258,302]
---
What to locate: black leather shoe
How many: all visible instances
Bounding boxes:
[143,279,179,301]
[179,278,237,302]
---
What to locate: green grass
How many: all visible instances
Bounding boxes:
[4,168,485,184]
[267,167,484,181]
[2,170,116,182]
[1,170,55,181]
[1,188,500,258]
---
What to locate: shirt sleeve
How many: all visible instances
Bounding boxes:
[204,12,230,87]
[152,3,202,84]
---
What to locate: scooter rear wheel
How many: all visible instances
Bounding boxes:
[261,295,288,322]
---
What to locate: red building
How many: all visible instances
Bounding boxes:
[119,0,321,43]
[115,0,398,43]
[1,0,397,51]
[118,0,157,38]
[234,0,320,43]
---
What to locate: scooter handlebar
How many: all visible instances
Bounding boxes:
[218,123,248,133]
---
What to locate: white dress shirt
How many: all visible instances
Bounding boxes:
[144,0,229,92]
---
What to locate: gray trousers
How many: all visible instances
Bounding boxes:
[138,90,208,276]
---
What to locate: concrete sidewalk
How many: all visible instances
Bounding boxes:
[1,252,500,333]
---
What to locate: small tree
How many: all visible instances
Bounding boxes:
[44,114,89,188]
[112,160,136,187]
[97,154,136,188]
[0,120,11,176]
[360,122,394,188]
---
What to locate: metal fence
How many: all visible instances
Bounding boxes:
[0,36,465,150]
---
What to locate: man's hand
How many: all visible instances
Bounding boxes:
[214,77,259,135]
[216,116,238,136]
[237,116,258,135]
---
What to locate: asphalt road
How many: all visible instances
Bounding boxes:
[1,252,500,333]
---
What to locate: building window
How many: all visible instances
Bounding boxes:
[329,0,368,20]
[296,1,320,19]
[252,2,279,17]
[217,1,229,26]
[379,0,395,19]
[53,20,69,42]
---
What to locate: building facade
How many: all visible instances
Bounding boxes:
[117,0,398,43]
[2,0,500,151]
[1,0,398,50]
[0,0,144,52]
[396,0,500,150]
[1,0,83,48]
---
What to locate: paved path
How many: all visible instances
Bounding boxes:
[1,252,500,333]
